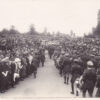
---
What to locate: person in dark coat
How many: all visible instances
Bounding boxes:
[21,56,27,78]
[4,61,10,90]
[6,61,11,89]
[0,62,6,93]
[40,54,45,67]
[82,60,97,97]
[59,52,65,76]
[0,62,2,92]
[25,54,30,76]
[70,59,82,95]
[31,53,39,78]
[95,66,100,97]
[39,48,45,67]
[0,61,9,93]
[10,58,16,88]
[48,46,55,59]
[62,53,71,84]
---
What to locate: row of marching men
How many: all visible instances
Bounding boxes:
[53,48,100,97]
[0,47,46,93]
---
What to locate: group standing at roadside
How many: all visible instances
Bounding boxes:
[48,38,100,97]
[0,43,46,93]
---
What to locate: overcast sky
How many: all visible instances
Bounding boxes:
[0,0,100,36]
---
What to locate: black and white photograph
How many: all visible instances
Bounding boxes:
[0,0,100,99]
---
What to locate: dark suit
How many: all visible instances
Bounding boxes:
[10,62,16,87]
[82,68,96,97]
[71,63,82,94]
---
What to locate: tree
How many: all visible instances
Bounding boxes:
[70,30,75,37]
[43,27,48,35]
[0,28,9,38]
[56,31,61,37]
[0,28,9,34]
[29,24,38,35]
[9,25,19,34]
[97,9,100,24]
[93,9,100,36]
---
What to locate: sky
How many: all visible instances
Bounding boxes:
[0,0,100,36]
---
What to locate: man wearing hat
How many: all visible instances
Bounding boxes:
[70,58,82,95]
[59,52,66,76]
[81,60,96,97]
[62,53,71,84]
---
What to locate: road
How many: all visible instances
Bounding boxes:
[0,51,97,99]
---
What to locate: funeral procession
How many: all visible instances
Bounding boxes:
[0,0,100,99]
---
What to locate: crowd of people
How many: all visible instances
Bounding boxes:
[50,37,100,97]
[0,34,46,93]
[1,32,100,98]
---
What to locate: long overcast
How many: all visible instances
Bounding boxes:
[0,0,100,36]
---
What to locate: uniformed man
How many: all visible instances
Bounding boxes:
[39,48,45,67]
[31,52,39,78]
[70,59,82,95]
[58,52,65,76]
[48,45,55,59]
[62,53,71,84]
[81,61,97,97]
[96,66,100,97]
